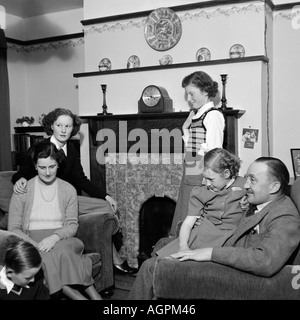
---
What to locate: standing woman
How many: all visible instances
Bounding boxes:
[8,141,102,300]
[170,71,225,235]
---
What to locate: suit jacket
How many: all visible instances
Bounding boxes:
[211,195,300,276]
[12,138,107,199]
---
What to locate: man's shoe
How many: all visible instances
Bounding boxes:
[114,260,138,275]
[99,286,114,298]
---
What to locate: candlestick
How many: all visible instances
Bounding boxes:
[97,84,112,115]
[219,74,232,110]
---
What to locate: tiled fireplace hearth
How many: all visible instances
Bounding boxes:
[80,110,244,267]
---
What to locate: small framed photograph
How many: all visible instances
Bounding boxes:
[291,149,300,179]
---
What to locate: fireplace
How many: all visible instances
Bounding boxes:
[80,110,244,267]
[105,152,183,268]
[137,195,176,267]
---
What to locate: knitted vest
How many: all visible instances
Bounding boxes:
[186,108,219,157]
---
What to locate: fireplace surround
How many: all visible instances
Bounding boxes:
[105,152,182,267]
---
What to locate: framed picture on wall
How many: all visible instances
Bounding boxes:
[291,149,300,180]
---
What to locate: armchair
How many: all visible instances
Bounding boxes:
[0,171,119,293]
[152,178,300,300]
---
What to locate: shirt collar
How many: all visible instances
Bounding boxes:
[0,266,15,294]
[256,201,272,213]
[0,266,30,295]
[50,135,67,156]
[253,201,272,234]
[225,178,235,189]
[192,101,214,119]
[204,177,235,192]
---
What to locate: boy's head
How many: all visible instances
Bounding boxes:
[5,240,42,288]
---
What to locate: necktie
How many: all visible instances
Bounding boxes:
[246,204,257,217]
[58,148,66,158]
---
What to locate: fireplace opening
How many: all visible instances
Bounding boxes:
[137,196,176,267]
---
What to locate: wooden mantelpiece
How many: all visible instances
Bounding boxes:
[80,109,245,190]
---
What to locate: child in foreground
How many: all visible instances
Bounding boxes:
[0,239,49,300]
[156,148,247,256]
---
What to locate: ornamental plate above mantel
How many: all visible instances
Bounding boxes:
[144,7,182,51]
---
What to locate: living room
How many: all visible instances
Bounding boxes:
[1,0,300,301]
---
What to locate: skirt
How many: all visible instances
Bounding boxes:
[28,229,93,295]
[169,156,204,236]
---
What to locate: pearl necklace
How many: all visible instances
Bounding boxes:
[37,178,57,203]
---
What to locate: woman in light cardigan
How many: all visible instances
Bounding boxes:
[8,141,102,300]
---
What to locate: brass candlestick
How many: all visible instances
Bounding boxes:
[219,74,232,110]
[97,84,112,115]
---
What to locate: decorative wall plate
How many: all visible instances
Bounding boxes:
[159,54,173,65]
[196,47,211,61]
[98,58,112,71]
[144,7,182,51]
[229,44,245,58]
[127,55,140,69]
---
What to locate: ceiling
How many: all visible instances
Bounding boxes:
[0,0,83,18]
[0,0,297,19]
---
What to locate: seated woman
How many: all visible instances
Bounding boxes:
[12,108,137,297]
[8,141,102,300]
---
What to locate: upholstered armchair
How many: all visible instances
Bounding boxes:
[0,171,119,293]
[152,178,300,300]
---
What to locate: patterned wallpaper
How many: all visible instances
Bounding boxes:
[7,37,84,53]
[83,3,264,35]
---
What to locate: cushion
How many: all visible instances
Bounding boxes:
[153,258,300,300]
[0,171,15,213]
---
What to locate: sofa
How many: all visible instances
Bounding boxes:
[152,178,300,300]
[0,171,119,293]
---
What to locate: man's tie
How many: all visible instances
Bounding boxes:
[246,204,257,217]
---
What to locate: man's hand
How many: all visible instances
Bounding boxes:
[239,195,249,211]
[105,195,118,213]
[37,234,60,252]
[13,178,28,194]
[170,247,213,262]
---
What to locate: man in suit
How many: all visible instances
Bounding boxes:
[128,156,300,299]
